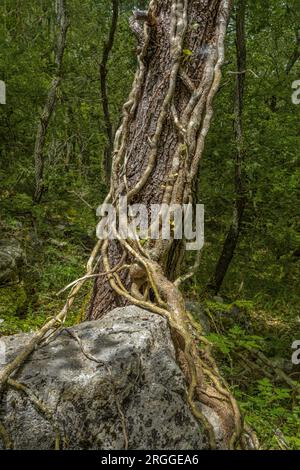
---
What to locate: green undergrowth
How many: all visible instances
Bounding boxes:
[1,193,299,449]
[199,299,300,449]
[0,190,99,335]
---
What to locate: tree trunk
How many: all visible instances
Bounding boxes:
[87,0,250,449]
[33,0,69,203]
[206,0,247,295]
[99,0,119,184]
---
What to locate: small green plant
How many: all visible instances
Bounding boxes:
[236,379,300,450]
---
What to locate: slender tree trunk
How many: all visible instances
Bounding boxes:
[100,0,119,184]
[33,0,69,203]
[85,0,251,450]
[206,0,247,295]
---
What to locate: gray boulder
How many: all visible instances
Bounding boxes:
[0,306,209,450]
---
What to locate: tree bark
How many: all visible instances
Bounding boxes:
[89,0,233,319]
[33,0,69,203]
[206,0,247,295]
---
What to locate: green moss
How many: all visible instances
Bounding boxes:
[0,283,29,333]
[205,300,232,313]
[0,283,27,317]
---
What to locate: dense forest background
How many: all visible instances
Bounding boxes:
[0,0,299,449]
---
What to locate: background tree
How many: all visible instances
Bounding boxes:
[33,0,69,203]
[206,0,247,294]
[99,0,119,183]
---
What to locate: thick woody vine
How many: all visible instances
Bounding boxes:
[100,0,244,449]
[0,0,253,450]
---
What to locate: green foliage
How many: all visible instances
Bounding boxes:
[0,0,299,450]
[0,284,27,318]
[207,325,265,355]
[236,379,300,450]
[0,0,139,334]
[202,299,300,450]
